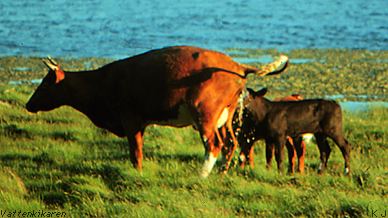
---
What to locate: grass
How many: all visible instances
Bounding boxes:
[0,49,387,217]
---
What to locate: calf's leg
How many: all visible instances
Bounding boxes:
[315,133,331,174]
[238,140,255,168]
[247,144,255,168]
[273,136,286,174]
[330,134,351,175]
[294,136,306,174]
[285,137,297,174]
[265,140,274,170]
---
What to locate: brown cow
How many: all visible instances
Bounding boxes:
[26,46,288,177]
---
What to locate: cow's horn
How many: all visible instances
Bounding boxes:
[42,57,58,71]
[47,56,58,66]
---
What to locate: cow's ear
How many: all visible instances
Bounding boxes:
[257,88,268,96]
[42,57,65,84]
[54,67,65,83]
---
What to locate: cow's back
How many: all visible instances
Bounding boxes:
[98,46,247,123]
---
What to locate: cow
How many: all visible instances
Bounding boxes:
[25,46,288,178]
[230,93,307,174]
[237,88,351,175]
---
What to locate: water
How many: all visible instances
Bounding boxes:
[0,0,387,58]
[340,101,388,111]
[234,56,316,64]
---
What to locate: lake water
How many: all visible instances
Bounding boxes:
[0,0,387,58]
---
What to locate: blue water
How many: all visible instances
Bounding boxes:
[340,101,388,111]
[0,0,387,58]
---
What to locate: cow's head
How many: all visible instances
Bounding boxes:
[26,57,66,113]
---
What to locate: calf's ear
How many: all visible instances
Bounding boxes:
[257,88,268,96]
[246,88,256,96]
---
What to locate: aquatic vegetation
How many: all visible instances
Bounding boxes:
[226,48,388,101]
[3,49,387,101]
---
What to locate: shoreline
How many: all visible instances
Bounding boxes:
[1,48,387,102]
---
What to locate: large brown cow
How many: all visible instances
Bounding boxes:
[26,46,288,177]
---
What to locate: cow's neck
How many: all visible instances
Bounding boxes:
[61,69,125,136]
[62,69,104,114]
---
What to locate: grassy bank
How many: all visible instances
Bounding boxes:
[0,49,387,217]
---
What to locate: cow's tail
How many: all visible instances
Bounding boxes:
[243,55,289,77]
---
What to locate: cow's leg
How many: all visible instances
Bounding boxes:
[329,134,351,175]
[215,126,225,148]
[222,116,240,172]
[121,112,144,171]
[294,136,306,174]
[195,107,226,178]
[218,101,240,172]
[285,137,296,174]
[265,139,274,170]
[199,127,221,178]
[315,133,331,174]
[192,77,242,177]
[220,126,230,165]
[127,129,145,170]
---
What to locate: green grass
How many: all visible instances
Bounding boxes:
[0,49,387,217]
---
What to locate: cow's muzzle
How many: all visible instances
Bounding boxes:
[26,102,38,113]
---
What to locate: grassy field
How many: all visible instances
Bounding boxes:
[0,49,387,217]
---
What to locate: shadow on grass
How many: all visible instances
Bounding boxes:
[0,152,57,166]
[0,153,33,162]
[82,141,203,164]
[25,164,133,207]
[145,152,203,164]
[1,124,32,139]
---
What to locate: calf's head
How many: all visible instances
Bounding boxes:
[26,57,66,113]
[246,87,268,121]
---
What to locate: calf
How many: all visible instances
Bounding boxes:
[25,46,288,178]
[239,88,350,175]
[234,94,307,174]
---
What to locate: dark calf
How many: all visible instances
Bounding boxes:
[225,94,306,174]
[262,94,306,173]
[241,88,351,175]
